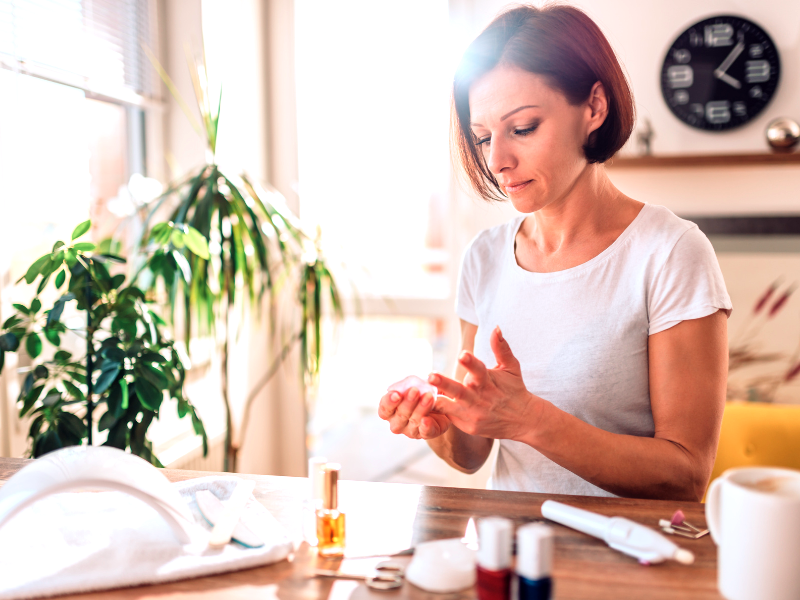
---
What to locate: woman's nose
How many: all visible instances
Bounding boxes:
[486,137,516,175]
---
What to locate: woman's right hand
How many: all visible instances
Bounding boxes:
[378,387,451,440]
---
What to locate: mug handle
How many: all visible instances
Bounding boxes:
[705,476,724,545]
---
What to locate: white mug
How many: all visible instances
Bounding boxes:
[706,467,800,600]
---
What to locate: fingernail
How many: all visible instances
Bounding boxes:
[496,326,504,342]
[459,351,470,363]
[421,395,431,407]
[428,374,438,384]
[390,392,401,402]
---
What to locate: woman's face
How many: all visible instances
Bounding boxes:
[468,65,603,213]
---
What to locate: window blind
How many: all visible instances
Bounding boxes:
[0,0,158,105]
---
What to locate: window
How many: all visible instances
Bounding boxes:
[0,0,163,458]
[295,0,487,486]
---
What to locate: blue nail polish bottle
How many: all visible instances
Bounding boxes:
[515,523,554,600]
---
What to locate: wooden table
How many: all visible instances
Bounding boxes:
[0,458,722,599]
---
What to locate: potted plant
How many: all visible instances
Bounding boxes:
[0,220,208,463]
[140,51,343,472]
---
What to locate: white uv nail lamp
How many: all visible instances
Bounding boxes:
[0,445,200,544]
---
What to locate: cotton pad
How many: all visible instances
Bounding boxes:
[405,538,476,593]
[387,375,437,397]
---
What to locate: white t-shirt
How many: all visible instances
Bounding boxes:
[455,203,732,497]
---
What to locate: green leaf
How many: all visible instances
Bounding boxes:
[62,380,85,401]
[2,315,21,329]
[134,378,162,411]
[73,242,96,252]
[0,333,19,352]
[26,333,42,359]
[36,274,50,294]
[140,351,167,363]
[110,274,126,289]
[172,250,191,283]
[34,429,64,457]
[151,222,173,246]
[54,350,72,362]
[185,226,210,259]
[48,302,65,326]
[52,241,65,252]
[71,220,91,240]
[30,298,41,314]
[44,327,61,346]
[65,248,78,268]
[103,346,126,362]
[170,229,186,248]
[55,269,66,288]
[29,414,45,438]
[24,255,50,284]
[68,371,86,384]
[120,379,129,410]
[42,391,61,407]
[98,409,117,432]
[98,254,126,264]
[138,363,168,389]
[33,365,48,379]
[103,420,129,449]
[19,384,44,416]
[39,256,58,280]
[59,412,86,442]
[94,365,120,395]
[21,373,34,397]
[0,350,4,372]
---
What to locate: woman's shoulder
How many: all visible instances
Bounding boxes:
[632,204,707,254]
[465,217,523,258]
[637,203,696,236]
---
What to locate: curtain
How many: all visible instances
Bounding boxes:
[0,0,157,105]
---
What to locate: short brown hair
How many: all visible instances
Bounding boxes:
[452,4,635,201]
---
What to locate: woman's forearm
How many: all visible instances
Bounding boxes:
[520,400,707,500]
[427,426,493,474]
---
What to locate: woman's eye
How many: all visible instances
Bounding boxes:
[476,136,491,147]
[514,124,539,136]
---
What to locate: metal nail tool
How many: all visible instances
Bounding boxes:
[658,511,709,540]
[311,561,404,590]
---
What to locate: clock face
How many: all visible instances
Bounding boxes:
[660,15,780,131]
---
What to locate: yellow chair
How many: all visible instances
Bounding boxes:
[708,402,800,493]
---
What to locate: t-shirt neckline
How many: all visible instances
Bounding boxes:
[509,203,651,279]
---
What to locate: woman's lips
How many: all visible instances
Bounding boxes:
[504,180,532,193]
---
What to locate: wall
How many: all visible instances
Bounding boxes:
[452,0,800,216]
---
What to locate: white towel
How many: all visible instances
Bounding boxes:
[0,476,293,600]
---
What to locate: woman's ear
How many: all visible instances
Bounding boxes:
[585,81,609,136]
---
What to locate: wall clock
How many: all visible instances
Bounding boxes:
[660,15,780,131]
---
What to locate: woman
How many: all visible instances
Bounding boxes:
[378,4,731,500]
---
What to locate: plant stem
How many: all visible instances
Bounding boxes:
[85,269,94,445]
[233,331,301,462]
[222,245,234,472]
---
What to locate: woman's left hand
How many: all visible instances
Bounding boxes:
[429,326,543,441]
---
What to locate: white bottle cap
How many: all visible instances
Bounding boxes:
[477,517,513,571]
[516,523,554,580]
[308,456,327,501]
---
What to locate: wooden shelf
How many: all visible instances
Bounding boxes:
[607,152,800,168]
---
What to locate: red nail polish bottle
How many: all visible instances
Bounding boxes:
[477,517,513,600]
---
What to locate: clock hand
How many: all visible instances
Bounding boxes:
[714,39,745,78]
[716,71,741,89]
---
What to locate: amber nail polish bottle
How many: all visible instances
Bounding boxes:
[316,463,345,557]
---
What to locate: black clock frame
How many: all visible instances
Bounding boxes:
[660,15,780,132]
